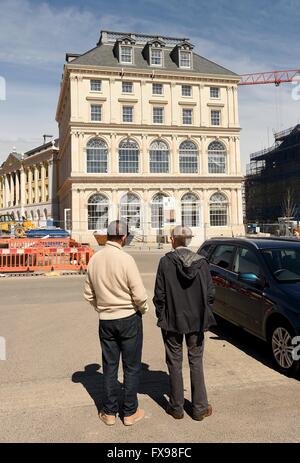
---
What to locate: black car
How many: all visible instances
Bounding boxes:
[198,237,300,375]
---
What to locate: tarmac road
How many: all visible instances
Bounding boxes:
[0,250,299,443]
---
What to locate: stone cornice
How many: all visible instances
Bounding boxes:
[118,97,139,103]
[65,64,240,84]
[207,102,225,107]
[148,99,169,105]
[178,101,197,106]
[68,121,241,133]
[57,174,244,198]
[86,96,107,102]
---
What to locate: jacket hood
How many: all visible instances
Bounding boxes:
[166,247,206,280]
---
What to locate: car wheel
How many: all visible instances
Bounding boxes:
[270,323,299,376]
[15,226,25,238]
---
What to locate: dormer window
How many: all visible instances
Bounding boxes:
[171,41,194,69]
[151,48,162,66]
[113,36,136,65]
[120,46,133,64]
[143,39,165,66]
[179,51,191,68]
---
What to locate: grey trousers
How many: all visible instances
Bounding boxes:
[162,330,208,415]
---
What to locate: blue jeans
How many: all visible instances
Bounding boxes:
[99,312,143,417]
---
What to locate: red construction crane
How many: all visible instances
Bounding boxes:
[238,69,300,86]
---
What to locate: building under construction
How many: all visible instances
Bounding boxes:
[245,124,300,225]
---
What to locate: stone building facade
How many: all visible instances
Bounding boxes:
[0,140,59,226]
[40,30,242,244]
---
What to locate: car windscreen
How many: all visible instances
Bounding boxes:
[261,247,300,282]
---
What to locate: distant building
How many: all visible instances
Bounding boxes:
[245,124,300,224]
[0,140,59,226]
[56,30,244,245]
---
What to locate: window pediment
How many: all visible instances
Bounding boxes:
[178,41,194,51]
[1,153,22,173]
[116,36,136,45]
[148,38,165,47]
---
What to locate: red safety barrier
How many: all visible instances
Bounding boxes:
[0,237,78,249]
[0,246,94,273]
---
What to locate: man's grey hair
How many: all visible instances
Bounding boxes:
[107,220,128,239]
[171,225,193,247]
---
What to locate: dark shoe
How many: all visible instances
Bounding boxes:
[192,404,212,421]
[166,405,184,420]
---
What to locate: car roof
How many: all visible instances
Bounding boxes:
[202,237,300,250]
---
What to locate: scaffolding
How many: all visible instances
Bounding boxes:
[245,124,300,224]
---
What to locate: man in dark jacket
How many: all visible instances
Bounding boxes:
[153,225,216,421]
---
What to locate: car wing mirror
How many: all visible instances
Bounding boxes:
[238,272,266,288]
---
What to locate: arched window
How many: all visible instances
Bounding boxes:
[181,193,200,227]
[209,192,228,226]
[179,141,198,173]
[118,139,139,173]
[208,141,226,174]
[120,193,141,229]
[151,193,168,228]
[88,193,109,230]
[86,138,108,173]
[149,140,169,173]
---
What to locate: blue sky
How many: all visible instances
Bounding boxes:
[0,0,299,171]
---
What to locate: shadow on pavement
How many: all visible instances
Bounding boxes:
[209,315,300,380]
[71,362,171,414]
[72,363,105,412]
[139,362,170,411]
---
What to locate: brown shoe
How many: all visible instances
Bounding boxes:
[123,408,145,426]
[166,405,184,420]
[192,404,213,421]
[99,412,116,426]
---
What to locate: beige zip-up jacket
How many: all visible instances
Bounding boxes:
[84,241,148,320]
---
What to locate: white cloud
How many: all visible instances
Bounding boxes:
[0,0,97,66]
[0,0,157,68]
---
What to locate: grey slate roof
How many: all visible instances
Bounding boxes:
[0,140,59,169]
[69,43,238,77]
[24,138,58,158]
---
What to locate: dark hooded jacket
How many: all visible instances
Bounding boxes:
[153,247,216,334]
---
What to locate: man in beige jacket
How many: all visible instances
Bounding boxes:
[84,220,148,426]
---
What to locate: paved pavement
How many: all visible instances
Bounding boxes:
[0,250,300,442]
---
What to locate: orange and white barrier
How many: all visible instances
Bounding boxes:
[0,237,76,249]
[0,246,94,273]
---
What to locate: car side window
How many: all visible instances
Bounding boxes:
[210,245,236,269]
[233,247,261,276]
[198,243,213,259]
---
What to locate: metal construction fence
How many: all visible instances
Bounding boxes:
[0,245,94,273]
[0,237,75,249]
